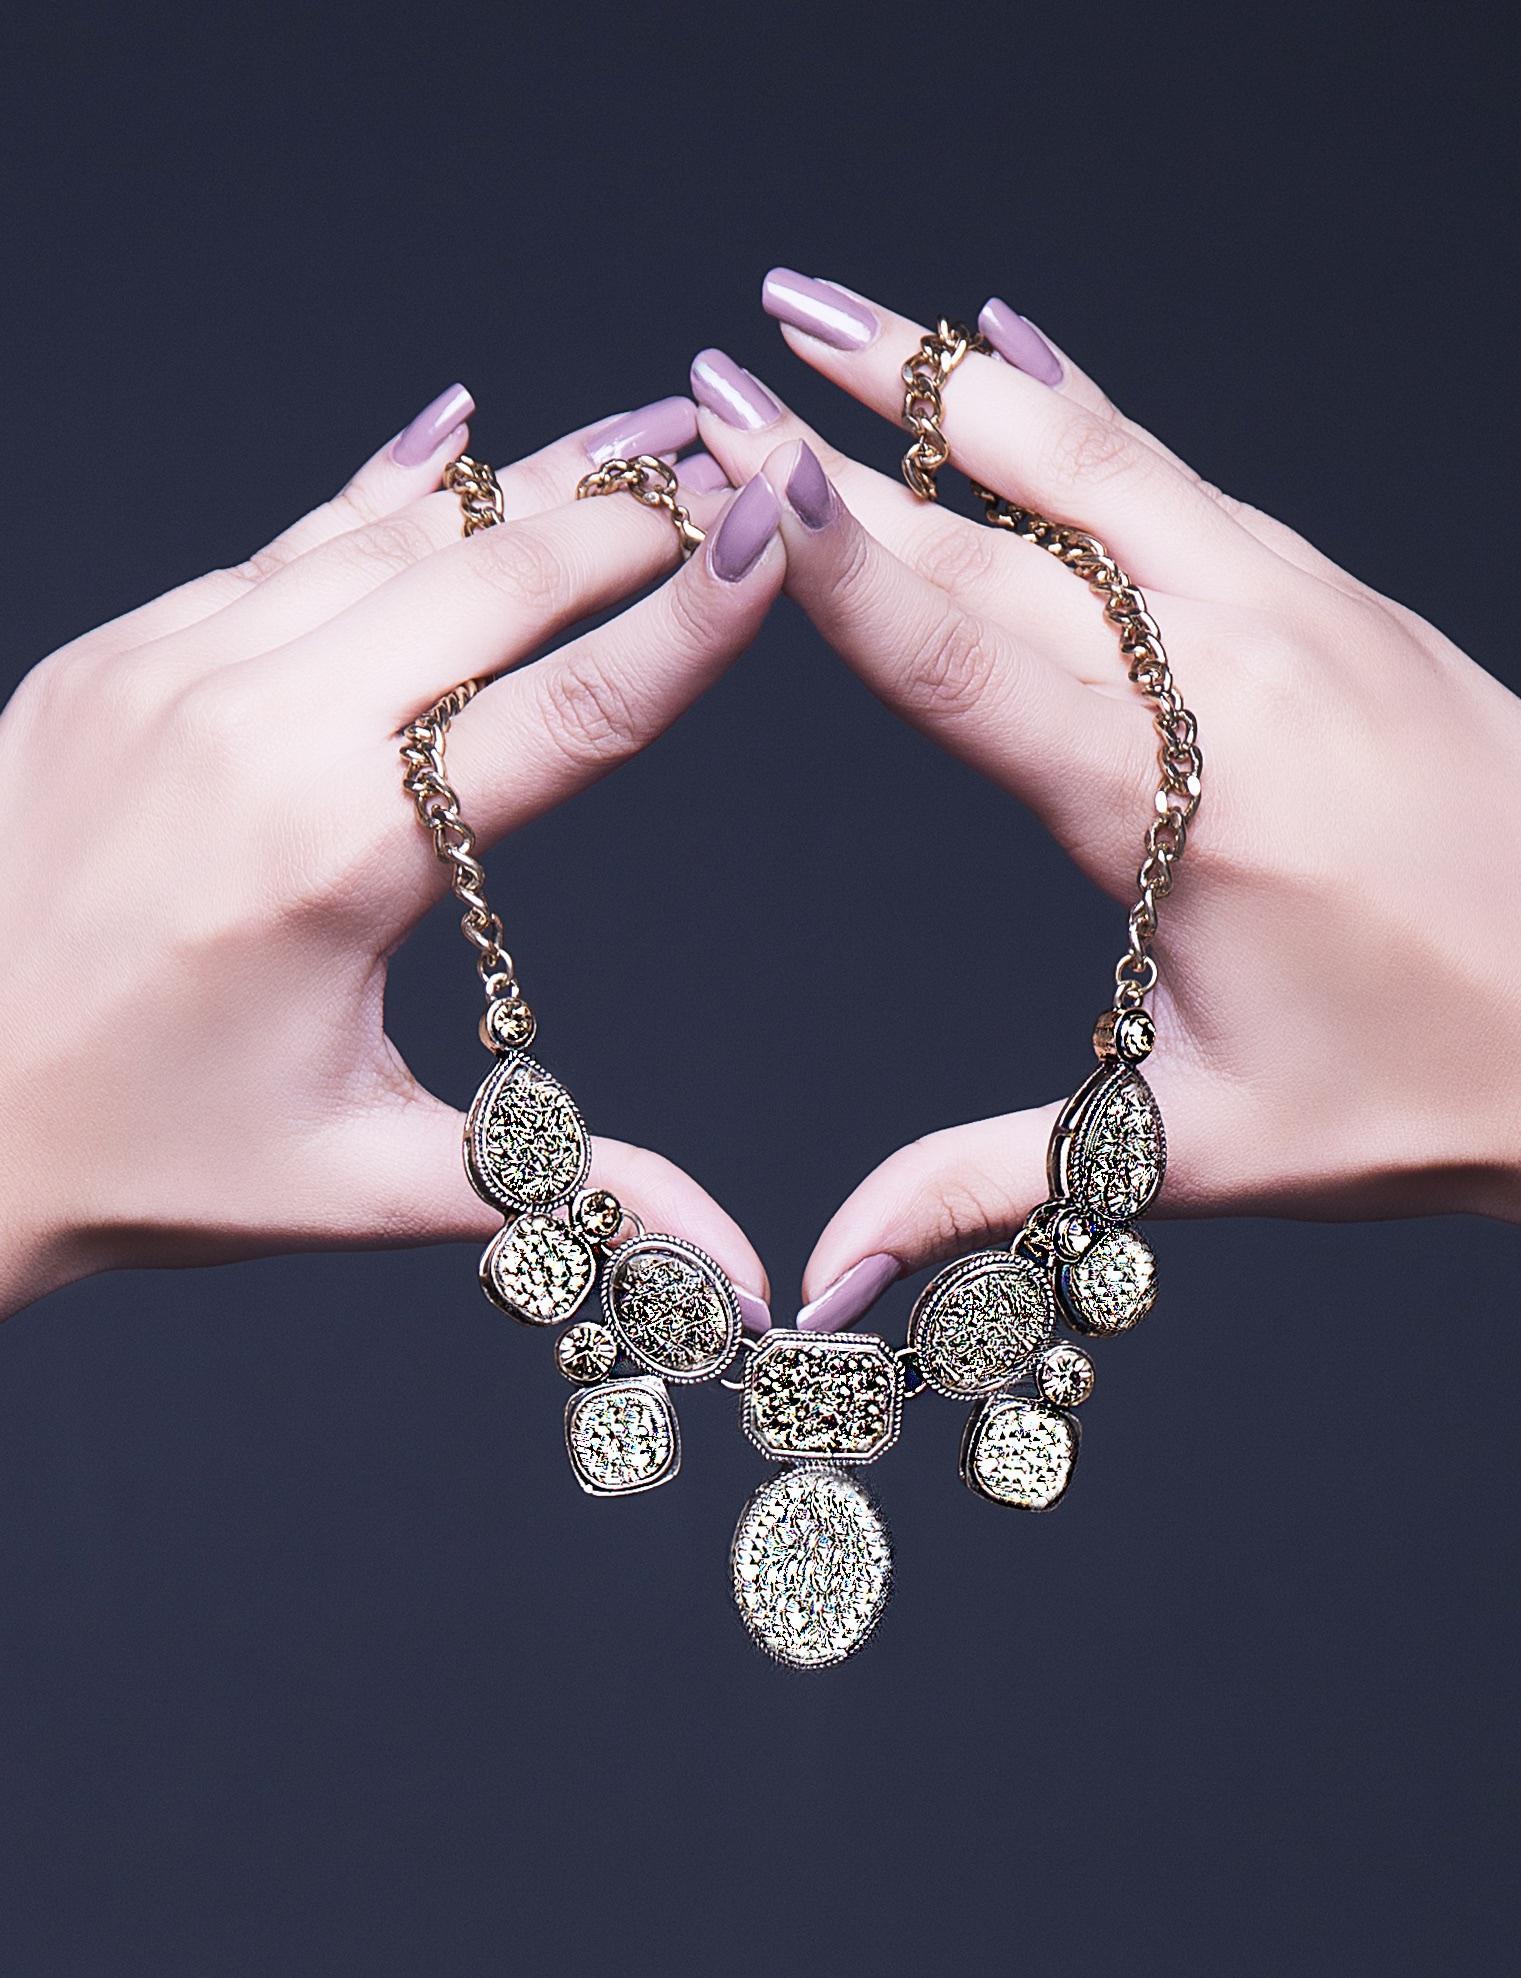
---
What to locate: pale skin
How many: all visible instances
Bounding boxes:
[4,278,1518,1334]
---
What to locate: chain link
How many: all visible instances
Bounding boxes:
[575,452,705,557]
[401,450,704,998]
[901,323,1203,1009]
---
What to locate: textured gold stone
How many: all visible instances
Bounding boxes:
[468,1055,590,1213]
[603,1237,740,1383]
[1070,1068,1165,1222]
[743,1332,903,1462]
[1061,1224,1157,1336]
[481,1213,597,1325]
[731,1467,892,1668]
[963,1395,1079,1509]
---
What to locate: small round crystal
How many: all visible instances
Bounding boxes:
[556,1321,618,1384]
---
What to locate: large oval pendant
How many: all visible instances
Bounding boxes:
[731,1466,893,1669]
[1048,1063,1166,1224]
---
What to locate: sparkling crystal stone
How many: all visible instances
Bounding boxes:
[1034,1341,1095,1408]
[602,1236,741,1383]
[742,1332,903,1463]
[482,996,536,1052]
[479,1212,597,1325]
[564,1377,680,1495]
[962,1394,1079,1509]
[908,1251,1055,1398]
[574,1188,623,1241]
[731,1467,892,1669]
[1063,1066,1166,1223]
[467,1055,590,1214]
[1059,1223,1157,1335]
[555,1320,618,1384]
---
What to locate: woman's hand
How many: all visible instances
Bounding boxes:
[688,281,1521,1331]
[0,385,781,1324]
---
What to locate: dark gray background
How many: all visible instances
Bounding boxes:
[2,5,1516,1973]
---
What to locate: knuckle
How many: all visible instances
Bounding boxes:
[1042,410,1148,494]
[538,657,645,767]
[661,564,721,655]
[911,518,1001,599]
[469,523,574,617]
[902,605,1002,719]
[331,514,434,582]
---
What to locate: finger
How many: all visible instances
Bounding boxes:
[754,439,1145,851]
[145,397,704,675]
[760,271,1278,598]
[797,1055,1223,1318]
[329,1089,770,1316]
[267,478,736,727]
[979,301,1370,603]
[434,475,783,846]
[692,348,1134,680]
[69,386,478,670]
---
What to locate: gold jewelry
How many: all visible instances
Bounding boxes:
[402,380,1202,1669]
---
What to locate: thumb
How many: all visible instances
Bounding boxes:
[327,1088,771,1323]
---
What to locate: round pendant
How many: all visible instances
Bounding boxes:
[731,1466,893,1669]
[602,1234,741,1383]
[907,1249,1055,1398]
[465,1053,591,1214]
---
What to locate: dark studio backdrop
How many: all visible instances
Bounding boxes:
[1,6,1516,1974]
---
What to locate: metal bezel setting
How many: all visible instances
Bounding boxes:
[907,1248,1057,1399]
[1047,1061,1167,1224]
[960,1392,1081,1511]
[465,1051,593,1215]
[740,1330,905,1464]
[601,1233,743,1384]
[563,1375,682,1497]
[730,1465,894,1670]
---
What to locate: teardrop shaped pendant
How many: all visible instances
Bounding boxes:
[465,1053,591,1215]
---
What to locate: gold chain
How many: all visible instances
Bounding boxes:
[901,322,1203,1009]
[575,452,705,556]
[400,450,701,1002]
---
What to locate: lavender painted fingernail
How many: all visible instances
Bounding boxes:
[390,383,475,466]
[678,450,731,494]
[691,347,781,431]
[708,474,780,583]
[583,395,699,465]
[783,441,834,531]
[796,1253,900,1333]
[735,1285,773,1335]
[761,269,878,351]
[977,298,1064,387]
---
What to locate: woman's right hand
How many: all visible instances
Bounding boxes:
[0,385,781,1325]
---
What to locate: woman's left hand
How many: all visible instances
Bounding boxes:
[688,279,1521,1332]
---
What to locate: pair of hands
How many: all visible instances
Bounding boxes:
[3,272,1517,1331]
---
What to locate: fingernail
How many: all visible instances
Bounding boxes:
[762,268,878,351]
[796,1253,900,1333]
[782,440,834,531]
[678,450,731,494]
[390,383,474,466]
[691,347,781,431]
[583,396,698,465]
[708,474,780,584]
[735,1285,773,1335]
[977,299,1064,387]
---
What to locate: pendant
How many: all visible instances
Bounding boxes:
[961,1393,1080,1509]
[602,1233,742,1383]
[466,1052,591,1214]
[907,1249,1055,1398]
[741,1330,904,1463]
[564,1375,682,1496]
[730,1466,893,1669]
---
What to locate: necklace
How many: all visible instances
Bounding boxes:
[400,321,1203,1669]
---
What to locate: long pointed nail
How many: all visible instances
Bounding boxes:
[782,440,835,531]
[796,1254,900,1333]
[583,396,699,465]
[735,1285,773,1335]
[977,299,1064,387]
[391,383,474,466]
[708,474,780,583]
[691,348,781,430]
[761,269,878,351]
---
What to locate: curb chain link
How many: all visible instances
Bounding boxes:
[901,322,1203,1008]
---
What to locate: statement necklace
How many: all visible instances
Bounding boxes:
[399,321,1202,1669]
